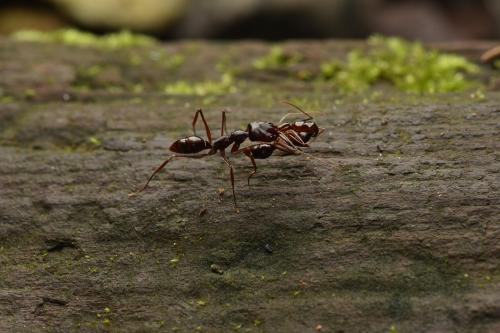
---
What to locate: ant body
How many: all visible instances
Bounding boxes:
[129,102,324,210]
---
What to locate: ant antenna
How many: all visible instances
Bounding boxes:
[299,150,338,169]
[280,138,337,169]
[281,100,314,120]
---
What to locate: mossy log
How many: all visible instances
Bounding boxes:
[0,38,499,333]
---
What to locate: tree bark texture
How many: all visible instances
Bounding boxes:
[0,39,499,332]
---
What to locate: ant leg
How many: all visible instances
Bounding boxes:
[280,100,314,121]
[231,144,262,186]
[129,153,210,196]
[231,143,265,154]
[274,141,300,155]
[130,156,174,196]
[221,110,228,136]
[286,129,309,147]
[192,110,200,136]
[223,113,228,135]
[219,150,238,211]
[278,132,303,153]
[192,109,212,144]
[246,152,257,186]
[230,141,241,153]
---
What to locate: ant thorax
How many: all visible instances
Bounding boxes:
[211,135,232,151]
[247,122,279,142]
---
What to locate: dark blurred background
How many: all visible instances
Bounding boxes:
[1,0,499,41]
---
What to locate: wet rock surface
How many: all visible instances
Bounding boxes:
[0,39,499,332]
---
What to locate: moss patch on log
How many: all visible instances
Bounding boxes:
[320,35,480,94]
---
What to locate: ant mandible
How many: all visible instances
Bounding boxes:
[129,102,324,211]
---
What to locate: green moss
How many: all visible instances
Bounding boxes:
[11,29,157,49]
[164,54,186,70]
[0,96,14,103]
[75,65,103,87]
[164,73,237,96]
[321,35,480,94]
[145,49,187,70]
[396,128,412,144]
[88,136,102,146]
[469,88,486,101]
[253,46,302,70]
[24,88,37,99]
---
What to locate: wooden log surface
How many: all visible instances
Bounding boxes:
[0,38,499,332]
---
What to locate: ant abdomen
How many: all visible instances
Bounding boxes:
[169,136,212,154]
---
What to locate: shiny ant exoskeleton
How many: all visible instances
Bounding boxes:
[129,102,324,211]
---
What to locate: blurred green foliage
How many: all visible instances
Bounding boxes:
[11,29,157,49]
[321,35,480,94]
[253,46,303,70]
[164,73,236,96]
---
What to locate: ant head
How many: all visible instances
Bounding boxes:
[291,121,319,137]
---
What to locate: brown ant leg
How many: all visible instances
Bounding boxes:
[231,143,266,186]
[246,152,257,186]
[221,110,228,136]
[274,140,301,155]
[129,153,210,196]
[219,150,238,211]
[285,129,309,147]
[231,143,266,155]
[278,132,303,153]
[192,109,212,144]
[230,142,241,153]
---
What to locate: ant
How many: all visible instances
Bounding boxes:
[232,101,324,185]
[129,102,324,211]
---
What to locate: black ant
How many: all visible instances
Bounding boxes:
[129,102,324,211]
[232,101,325,185]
